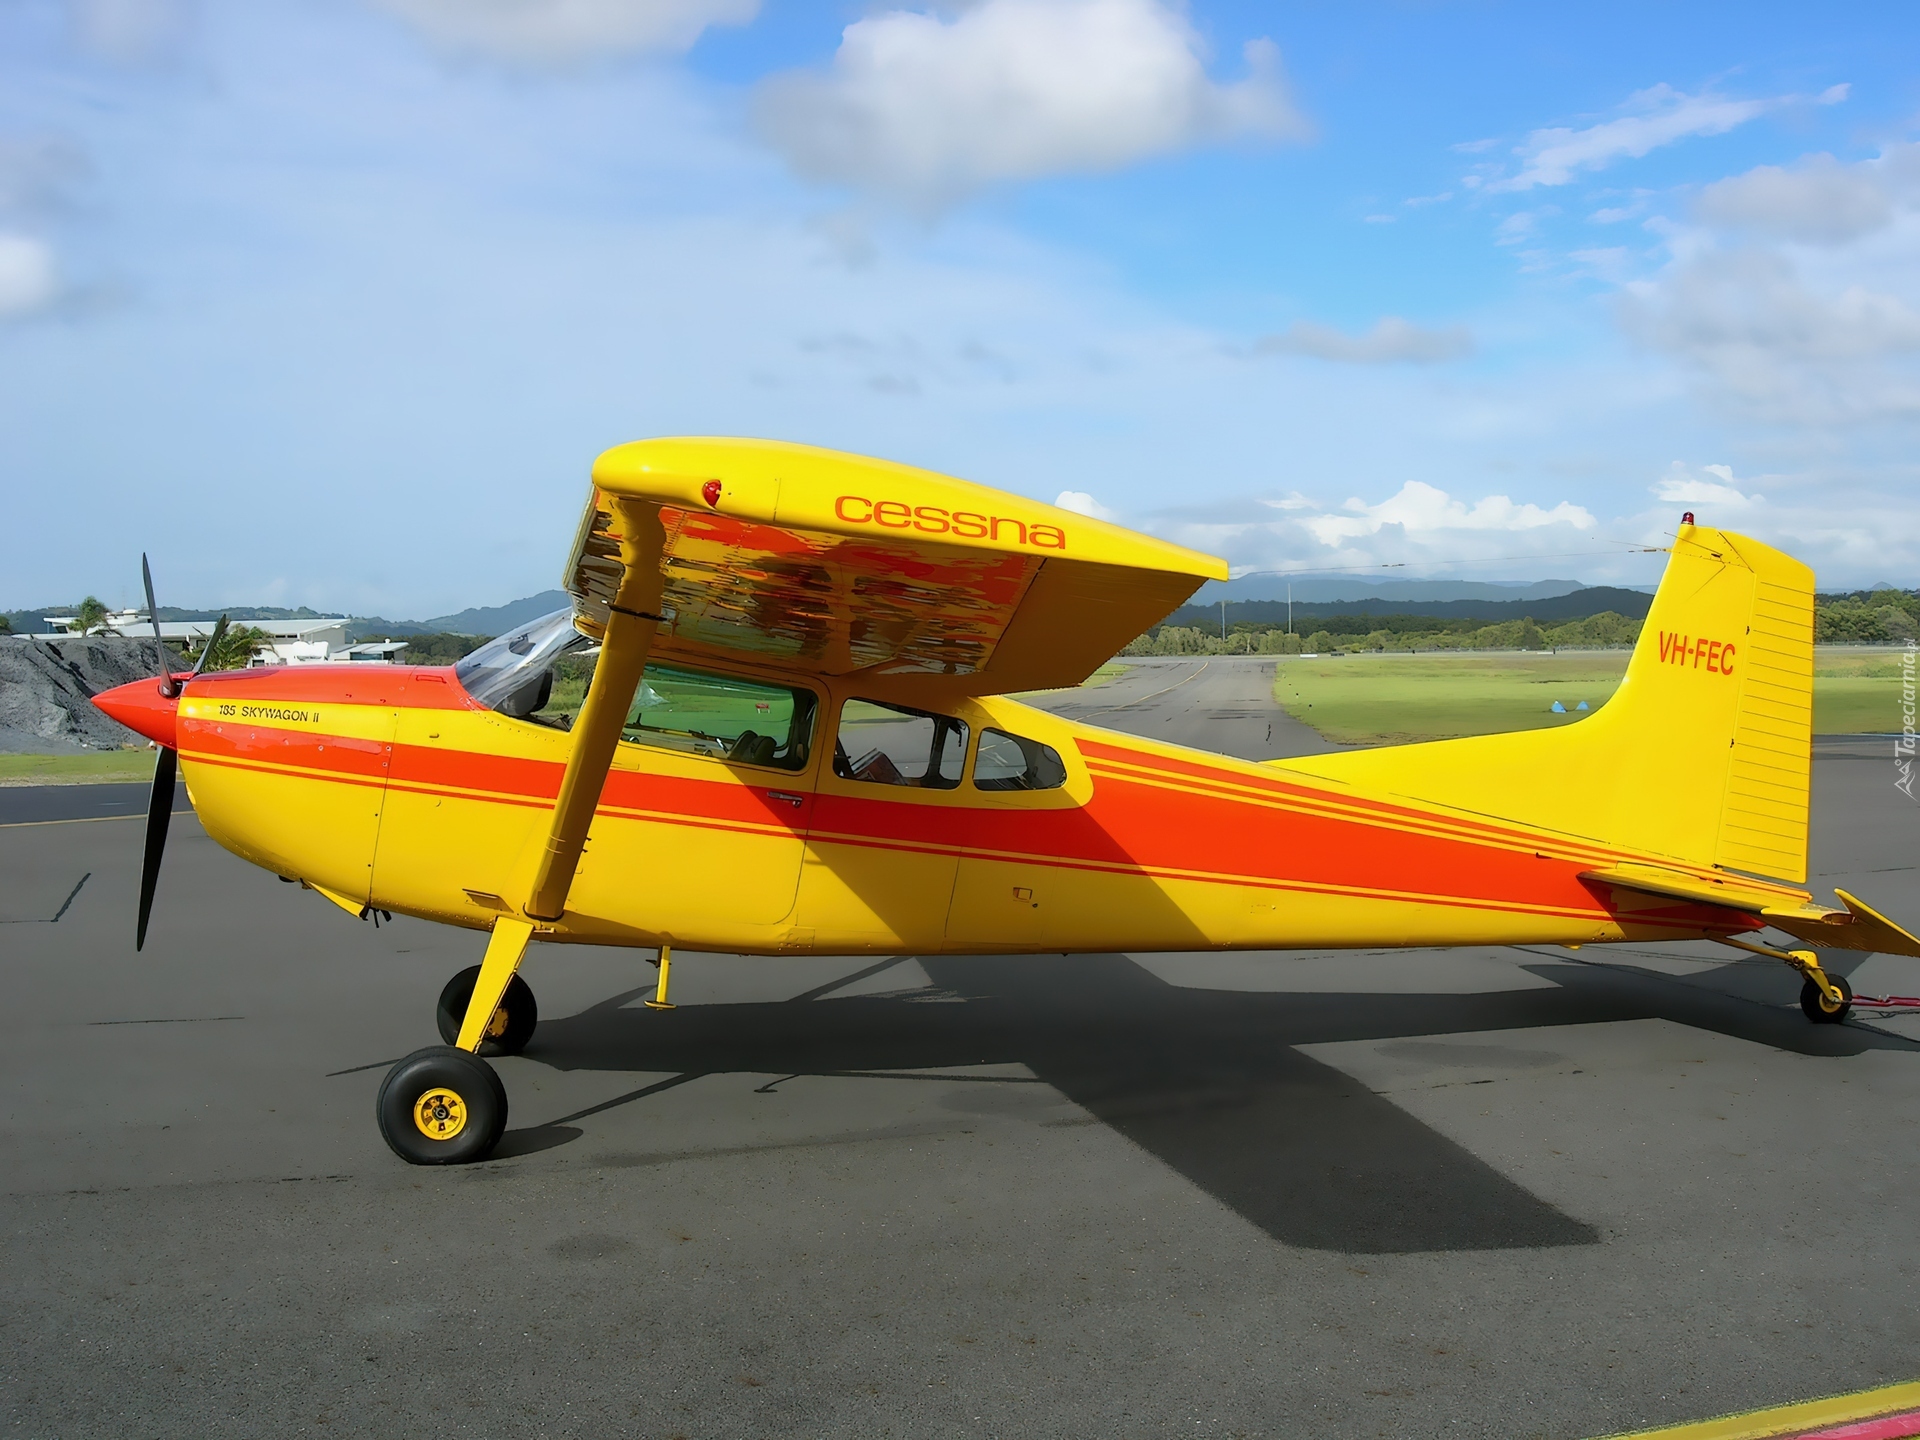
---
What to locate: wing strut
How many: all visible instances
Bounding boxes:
[451,500,666,1055]
[526,498,667,922]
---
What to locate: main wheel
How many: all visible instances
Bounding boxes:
[376,1046,508,1165]
[1800,972,1853,1024]
[435,965,538,1055]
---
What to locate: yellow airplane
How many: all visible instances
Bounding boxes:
[96,437,1920,1165]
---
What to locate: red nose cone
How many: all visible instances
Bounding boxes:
[93,676,185,750]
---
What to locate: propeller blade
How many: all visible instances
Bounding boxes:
[136,745,177,952]
[191,615,230,678]
[140,553,179,699]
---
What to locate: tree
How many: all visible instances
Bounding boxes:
[1876,606,1917,642]
[74,596,109,635]
[189,624,273,671]
[1305,630,1335,654]
[0,613,11,634]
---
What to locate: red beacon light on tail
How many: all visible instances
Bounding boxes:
[1682,511,1695,525]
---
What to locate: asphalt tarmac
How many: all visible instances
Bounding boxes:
[5,659,1919,1439]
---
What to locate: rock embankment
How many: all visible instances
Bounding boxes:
[0,635,159,752]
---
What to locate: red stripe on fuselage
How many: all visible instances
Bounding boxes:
[1079,738,1589,856]
[173,689,1760,935]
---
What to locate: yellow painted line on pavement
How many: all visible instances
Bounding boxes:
[0,811,186,829]
[1594,1379,1920,1440]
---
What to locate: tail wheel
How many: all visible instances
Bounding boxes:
[376,1047,508,1165]
[1801,972,1853,1024]
[435,965,538,1055]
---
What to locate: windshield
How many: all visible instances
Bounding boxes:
[454,608,593,717]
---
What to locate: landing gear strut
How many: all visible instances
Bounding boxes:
[1719,936,1853,1025]
[435,965,539,1055]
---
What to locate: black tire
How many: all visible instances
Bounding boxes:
[1800,972,1853,1024]
[376,1046,508,1165]
[435,965,538,1055]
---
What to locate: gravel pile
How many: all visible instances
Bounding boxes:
[0,635,161,752]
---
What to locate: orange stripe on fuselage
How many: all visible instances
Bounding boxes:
[175,685,1765,937]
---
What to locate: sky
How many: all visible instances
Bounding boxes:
[3,0,1919,616]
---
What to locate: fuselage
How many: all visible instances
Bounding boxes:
[98,656,1771,958]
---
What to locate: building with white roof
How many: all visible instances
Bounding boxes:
[34,611,400,666]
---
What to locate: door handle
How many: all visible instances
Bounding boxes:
[767,791,805,807]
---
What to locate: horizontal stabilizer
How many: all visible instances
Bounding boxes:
[1768,887,1920,958]
[1579,862,1814,917]
[1584,864,1920,958]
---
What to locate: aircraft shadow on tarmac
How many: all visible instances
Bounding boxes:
[506,951,1918,1256]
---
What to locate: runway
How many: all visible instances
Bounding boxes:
[4,669,1919,1438]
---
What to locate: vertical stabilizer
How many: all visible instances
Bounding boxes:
[1274,523,1816,882]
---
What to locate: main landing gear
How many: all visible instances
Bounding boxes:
[376,917,542,1166]
[435,965,539,1055]
[370,966,537,1165]
[376,1046,508,1165]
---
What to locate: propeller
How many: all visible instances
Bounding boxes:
[133,552,228,952]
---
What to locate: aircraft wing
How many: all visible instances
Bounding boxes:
[563,437,1227,699]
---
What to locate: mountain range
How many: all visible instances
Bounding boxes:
[9,580,1668,643]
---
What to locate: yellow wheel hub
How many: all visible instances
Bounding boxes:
[413,1087,468,1140]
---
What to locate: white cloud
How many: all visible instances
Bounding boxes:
[1651,461,1762,509]
[1484,83,1822,193]
[1493,210,1541,245]
[374,0,757,63]
[753,0,1307,206]
[1055,490,1119,520]
[1606,143,1920,424]
[0,234,57,318]
[1303,480,1595,546]
[1695,152,1905,245]
[1255,316,1470,365]
[1568,247,1632,282]
[1622,246,1920,420]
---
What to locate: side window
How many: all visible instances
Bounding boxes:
[972,729,1068,792]
[621,664,817,772]
[833,699,968,790]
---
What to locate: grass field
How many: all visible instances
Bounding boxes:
[1811,647,1915,735]
[1015,661,1130,699]
[0,749,159,785]
[1277,646,1913,745]
[1275,652,1629,745]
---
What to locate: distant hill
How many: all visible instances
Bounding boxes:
[1165,584,1655,631]
[1190,575,1600,605]
[421,591,571,636]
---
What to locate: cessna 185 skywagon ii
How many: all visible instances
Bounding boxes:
[96,437,1920,1165]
